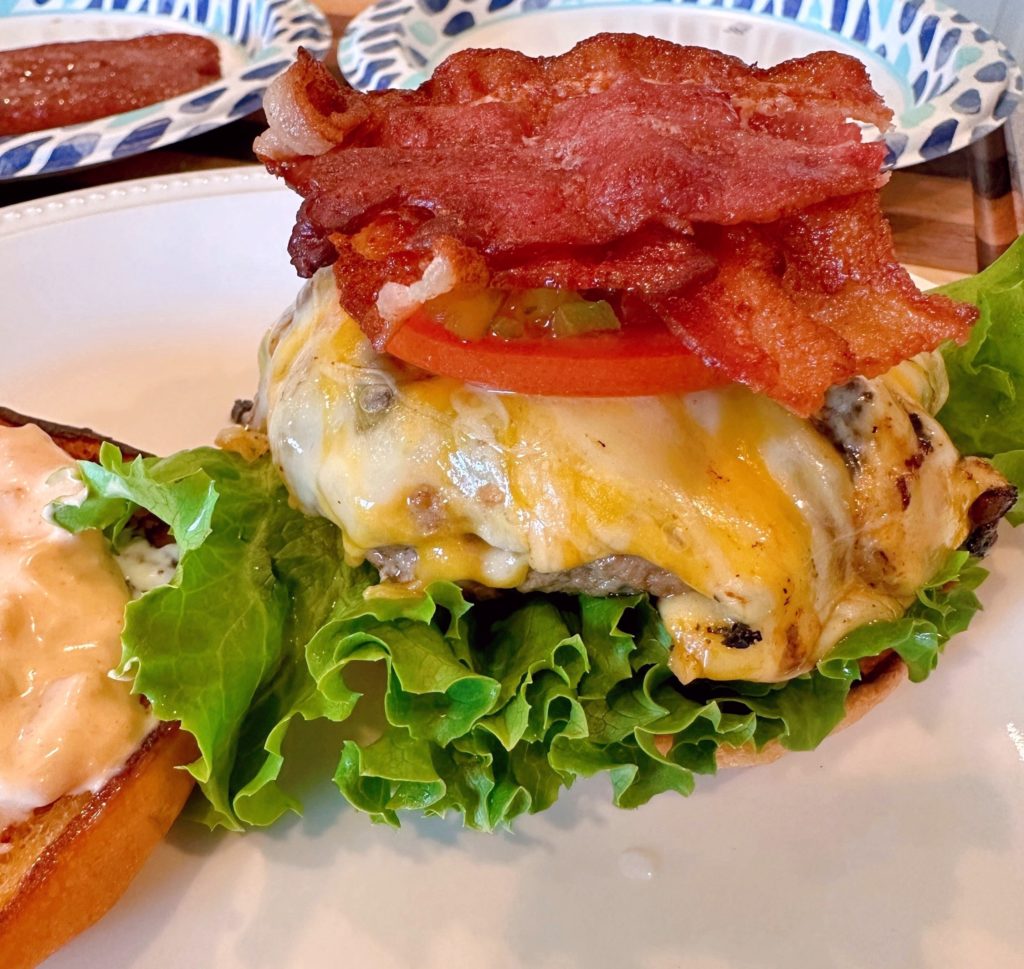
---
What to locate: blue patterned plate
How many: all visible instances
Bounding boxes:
[0,0,331,179]
[340,0,1022,168]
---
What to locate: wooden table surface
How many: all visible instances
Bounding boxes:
[0,10,1009,284]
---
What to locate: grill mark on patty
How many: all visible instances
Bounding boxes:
[896,474,912,510]
[711,621,762,649]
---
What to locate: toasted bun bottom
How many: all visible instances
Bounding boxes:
[714,652,908,768]
[0,723,198,969]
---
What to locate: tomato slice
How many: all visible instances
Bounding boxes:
[385,310,726,397]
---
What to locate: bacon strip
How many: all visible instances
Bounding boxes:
[652,194,976,414]
[331,216,487,349]
[259,39,892,276]
[257,36,890,157]
[490,229,718,295]
[332,220,720,350]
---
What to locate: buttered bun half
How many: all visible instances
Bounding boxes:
[0,408,197,969]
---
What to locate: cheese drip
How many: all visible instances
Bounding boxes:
[0,425,153,832]
[256,269,1001,684]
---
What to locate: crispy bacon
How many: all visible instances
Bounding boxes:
[333,218,490,347]
[332,220,720,350]
[257,37,976,414]
[652,194,976,414]
[259,39,892,276]
[330,209,443,347]
[490,229,718,295]
[257,36,890,159]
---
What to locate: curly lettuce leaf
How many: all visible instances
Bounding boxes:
[300,553,984,829]
[56,447,374,830]
[938,236,1024,520]
[54,441,217,549]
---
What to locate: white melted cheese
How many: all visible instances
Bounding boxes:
[0,425,154,833]
[117,537,180,599]
[256,269,1001,684]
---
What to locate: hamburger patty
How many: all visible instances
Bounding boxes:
[368,546,687,598]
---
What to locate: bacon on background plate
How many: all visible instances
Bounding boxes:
[0,34,221,137]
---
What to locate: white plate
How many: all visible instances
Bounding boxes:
[0,0,331,179]
[2,168,1023,969]
[340,0,1023,168]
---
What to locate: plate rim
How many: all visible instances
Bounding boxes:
[0,164,280,233]
[338,0,1023,169]
[0,0,332,180]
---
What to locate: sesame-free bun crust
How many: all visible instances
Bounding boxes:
[0,725,198,969]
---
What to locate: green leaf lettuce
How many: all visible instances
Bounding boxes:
[938,236,1024,522]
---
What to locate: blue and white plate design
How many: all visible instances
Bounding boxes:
[0,0,331,179]
[340,0,1022,168]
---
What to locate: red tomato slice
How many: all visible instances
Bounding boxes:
[386,311,726,397]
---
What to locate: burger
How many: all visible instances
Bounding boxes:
[55,35,1024,831]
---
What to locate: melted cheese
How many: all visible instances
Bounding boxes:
[0,425,154,832]
[256,269,999,684]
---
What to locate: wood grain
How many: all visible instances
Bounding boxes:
[882,172,977,274]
